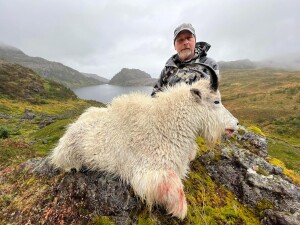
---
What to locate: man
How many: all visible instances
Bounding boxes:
[151,23,219,97]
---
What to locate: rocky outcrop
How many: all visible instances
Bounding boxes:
[1,127,299,224]
[34,159,139,224]
[200,126,300,225]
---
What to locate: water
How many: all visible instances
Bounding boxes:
[73,84,154,104]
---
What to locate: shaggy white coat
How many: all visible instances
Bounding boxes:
[49,80,238,219]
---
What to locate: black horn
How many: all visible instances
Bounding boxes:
[198,63,219,91]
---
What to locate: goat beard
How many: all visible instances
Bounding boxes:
[178,49,193,61]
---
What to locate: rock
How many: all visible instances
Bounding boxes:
[22,109,35,120]
[31,157,61,177]
[39,117,56,129]
[200,127,300,225]
[236,126,268,158]
[29,158,140,224]
[0,113,12,119]
[262,209,300,225]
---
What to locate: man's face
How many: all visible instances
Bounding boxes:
[174,30,196,62]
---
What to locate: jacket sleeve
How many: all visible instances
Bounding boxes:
[151,67,167,97]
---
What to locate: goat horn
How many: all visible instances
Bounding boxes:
[198,63,219,91]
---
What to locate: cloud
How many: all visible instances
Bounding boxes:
[0,0,299,78]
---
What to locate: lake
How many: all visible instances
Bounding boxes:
[73,84,154,104]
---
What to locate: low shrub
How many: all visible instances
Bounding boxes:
[0,126,9,139]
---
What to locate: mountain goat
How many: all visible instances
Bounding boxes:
[49,69,238,219]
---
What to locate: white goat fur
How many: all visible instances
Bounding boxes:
[50,80,238,219]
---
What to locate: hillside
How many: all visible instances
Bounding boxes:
[109,68,157,86]
[0,44,102,88]
[220,69,300,172]
[0,60,77,103]
[0,60,105,168]
[220,69,300,139]
[81,72,109,84]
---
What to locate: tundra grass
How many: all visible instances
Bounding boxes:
[0,98,105,169]
[267,138,300,174]
[220,69,300,139]
[220,69,300,173]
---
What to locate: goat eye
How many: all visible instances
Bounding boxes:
[214,101,220,104]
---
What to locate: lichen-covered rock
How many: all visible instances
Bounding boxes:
[262,209,300,225]
[200,126,300,224]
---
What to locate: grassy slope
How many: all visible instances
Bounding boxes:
[0,61,105,169]
[220,69,300,173]
[0,98,105,170]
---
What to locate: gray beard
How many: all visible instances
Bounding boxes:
[178,49,193,61]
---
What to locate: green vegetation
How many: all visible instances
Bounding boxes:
[134,156,261,225]
[256,199,274,216]
[0,98,104,170]
[268,138,300,174]
[247,126,265,136]
[268,157,300,186]
[0,61,77,102]
[92,216,117,225]
[221,69,300,139]
[0,126,9,139]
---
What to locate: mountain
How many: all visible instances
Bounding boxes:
[0,44,102,88]
[218,57,300,71]
[218,59,257,70]
[0,60,77,102]
[81,72,109,84]
[109,68,157,86]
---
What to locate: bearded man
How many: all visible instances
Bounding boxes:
[151,23,219,97]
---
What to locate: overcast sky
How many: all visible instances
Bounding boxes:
[0,0,299,79]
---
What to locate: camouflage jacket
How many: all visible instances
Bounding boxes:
[151,42,219,97]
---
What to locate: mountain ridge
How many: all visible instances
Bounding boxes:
[0,44,102,88]
[81,72,109,84]
[218,57,300,71]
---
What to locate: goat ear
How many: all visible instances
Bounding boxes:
[190,88,202,101]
